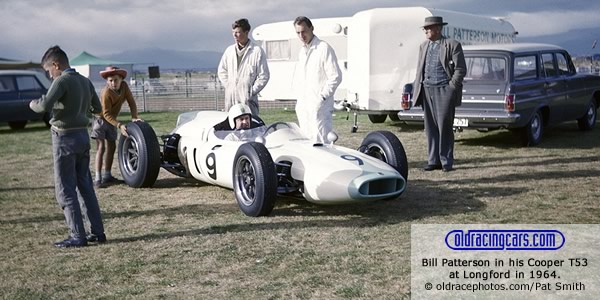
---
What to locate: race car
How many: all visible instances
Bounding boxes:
[117,110,408,217]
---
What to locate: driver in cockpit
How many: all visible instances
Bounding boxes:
[223,103,264,141]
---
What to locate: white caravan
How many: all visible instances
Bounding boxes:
[252,7,517,123]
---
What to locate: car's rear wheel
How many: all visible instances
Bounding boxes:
[8,121,27,130]
[520,110,543,146]
[577,101,597,130]
[118,122,161,188]
[368,114,387,124]
[43,113,52,128]
[233,142,277,217]
[358,131,409,181]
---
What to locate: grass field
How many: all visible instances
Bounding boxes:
[0,109,599,299]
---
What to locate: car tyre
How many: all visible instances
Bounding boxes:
[233,142,277,217]
[520,110,543,146]
[118,122,161,188]
[43,113,52,128]
[8,121,27,130]
[368,114,387,124]
[358,130,409,181]
[577,101,597,131]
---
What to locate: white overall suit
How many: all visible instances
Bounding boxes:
[294,36,342,143]
[218,40,270,115]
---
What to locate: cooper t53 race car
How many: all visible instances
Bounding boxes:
[117,111,408,217]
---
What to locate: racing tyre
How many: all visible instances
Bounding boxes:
[577,101,597,131]
[233,142,277,217]
[519,110,543,146]
[118,122,161,188]
[358,130,409,181]
[368,114,387,124]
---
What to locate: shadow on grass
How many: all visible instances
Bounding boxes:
[105,179,492,244]
[0,185,54,192]
[456,122,600,149]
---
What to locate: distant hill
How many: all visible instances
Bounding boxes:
[518,26,600,56]
[105,47,222,72]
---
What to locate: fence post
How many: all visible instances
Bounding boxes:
[214,74,219,110]
[141,77,147,112]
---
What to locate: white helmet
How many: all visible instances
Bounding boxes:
[228,103,252,128]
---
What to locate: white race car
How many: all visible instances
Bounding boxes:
[118,111,408,216]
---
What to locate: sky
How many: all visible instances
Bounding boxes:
[2,0,600,62]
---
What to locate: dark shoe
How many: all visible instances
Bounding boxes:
[423,164,442,171]
[102,176,122,185]
[54,237,87,248]
[94,179,106,189]
[442,166,454,172]
[86,233,107,243]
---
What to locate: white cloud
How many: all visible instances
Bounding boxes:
[1,0,600,61]
[508,10,600,37]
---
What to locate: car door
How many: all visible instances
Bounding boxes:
[16,74,47,118]
[0,75,22,122]
[555,51,589,120]
[541,52,568,124]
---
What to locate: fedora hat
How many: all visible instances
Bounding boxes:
[100,66,127,79]
[422,16,448,27]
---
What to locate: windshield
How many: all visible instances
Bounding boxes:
[213,122,308,142]
[214,126,267,141]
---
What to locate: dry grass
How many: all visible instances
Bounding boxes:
[0,109,599,299]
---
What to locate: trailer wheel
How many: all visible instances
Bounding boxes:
[368,114,387,124]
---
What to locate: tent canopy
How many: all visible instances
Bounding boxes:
[70,51,129,66]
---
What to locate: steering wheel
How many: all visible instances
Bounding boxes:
[263,122,291,135]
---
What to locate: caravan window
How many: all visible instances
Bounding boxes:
[265,40,290,60]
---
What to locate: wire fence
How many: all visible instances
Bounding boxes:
[94,73,296,113]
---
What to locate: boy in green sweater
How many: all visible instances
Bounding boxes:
[29,46,106,247]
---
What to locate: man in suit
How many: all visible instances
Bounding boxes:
[412,16,466,172]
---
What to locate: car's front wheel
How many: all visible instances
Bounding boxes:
[358,131,409,181]
[577,101,597,131]
[118,122,161,188]
[232,142,277,217]
[520,110,543,146]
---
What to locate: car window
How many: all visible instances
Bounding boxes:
[542,53,557,77]
[0,76,17,92]
[16,76,43,91]
[514,56,537,81]
[556,52,573,75]
[465,57,506,80]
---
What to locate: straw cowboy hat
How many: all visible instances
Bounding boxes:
[422,16,448,27]
[99,66,128,79]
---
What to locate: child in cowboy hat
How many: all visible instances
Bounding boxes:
[91,66,143,188]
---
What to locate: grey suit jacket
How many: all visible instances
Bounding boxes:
[412,37,467,107]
